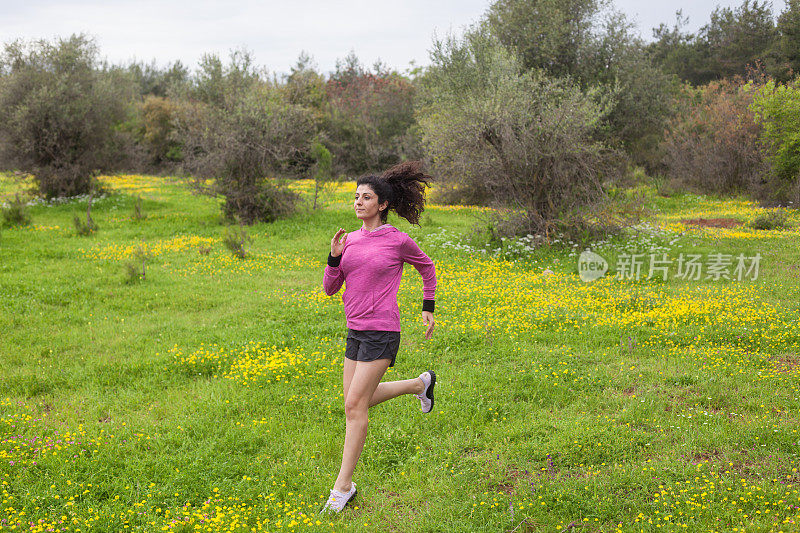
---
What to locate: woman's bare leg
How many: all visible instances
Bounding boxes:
[334,358,391,493]
[368,377,424,407]
[342,356,358,402]
[343,358,424,407]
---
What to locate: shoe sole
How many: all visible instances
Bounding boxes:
[346,489,357,509]
[424,370,436,413]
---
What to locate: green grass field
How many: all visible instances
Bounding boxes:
[1,173,799,532]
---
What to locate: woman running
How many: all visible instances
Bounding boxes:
[320,160,437,514]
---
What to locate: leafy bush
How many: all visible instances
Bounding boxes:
[73,215,97,236]
[1,194,31,227]
[661,78,765,196]
[73,194,98,236]
[131,195,146,220]
[219,179,300,225]
[223,225,253,259]
[139,95,185,164]
[751,78,800,205]
[749,209,790,229]
[417,29,621,236]
[310,140,333,209]
[0,34,134,198]
[123,245,149,284]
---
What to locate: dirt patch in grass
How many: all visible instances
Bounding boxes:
[461,445,485,457]
[691,448,724,464]
[653,384,701,410]
[680,217,743,228]
[506,518,547,533]
[683,448,800,483]
[771,353,799,374]
[491,481,516,494]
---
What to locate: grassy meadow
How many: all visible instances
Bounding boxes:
[1,173,800,532]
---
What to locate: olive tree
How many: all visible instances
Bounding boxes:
[417,29,621,236]
[177,51,314,224]
[0,34,132,198]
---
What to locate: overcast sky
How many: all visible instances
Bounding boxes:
[0,0,789,77]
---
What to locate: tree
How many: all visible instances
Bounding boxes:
[701,0,777,81]
[177,50,312,224]
[125,59,190,97]
[485,0,604,82]
[650,1,778,85]
[190,48,261,107]
[648,11,704,83]
[0,34,133,198]
[485,0,676,169]
[324,52,418,174]
[139,95,186,164]
[417,28,620,235]
[751,78,800,204]
[284,51,327,113]
[775,0,800,81]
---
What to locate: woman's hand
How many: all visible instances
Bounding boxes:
[331,228,347,257]
[422,311,435,339]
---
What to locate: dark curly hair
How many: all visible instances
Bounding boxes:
[356,160,433,226]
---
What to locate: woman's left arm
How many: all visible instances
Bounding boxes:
[401,234,436,338]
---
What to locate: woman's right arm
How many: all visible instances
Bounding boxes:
[322,229,347,296]
[323,254,345,295]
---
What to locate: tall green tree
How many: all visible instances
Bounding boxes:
[775,0,800,81]
[125,59,190,97]
[650,1,777,85]
[485,0,676,169]
[284,51,327,113]
[0,34,133,198]
[486,0,603,82]
[324,52,418,175]
[649,11,705,83]
[702,0,777,81]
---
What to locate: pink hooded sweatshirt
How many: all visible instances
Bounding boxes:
[322,224,436,332]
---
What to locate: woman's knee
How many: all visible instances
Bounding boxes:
[344,396,369,419]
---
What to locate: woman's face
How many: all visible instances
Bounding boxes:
[354,184,388,221]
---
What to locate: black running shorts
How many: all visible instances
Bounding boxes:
[344,329,401,367]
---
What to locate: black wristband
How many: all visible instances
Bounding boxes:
[327,253,342,267]
[422,299,435,313]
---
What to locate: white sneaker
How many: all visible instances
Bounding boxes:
[414,370,436,413]
[320,482,356,514]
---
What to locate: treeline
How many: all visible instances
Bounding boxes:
[1,0,799,235]
[650,0,800,85]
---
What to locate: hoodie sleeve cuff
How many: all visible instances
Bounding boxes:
[327,253,342,267]
[422,299,435,313]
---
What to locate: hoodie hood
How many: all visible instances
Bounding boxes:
[359,224,397,237]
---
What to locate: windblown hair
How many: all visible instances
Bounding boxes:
[356,160,433,225]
